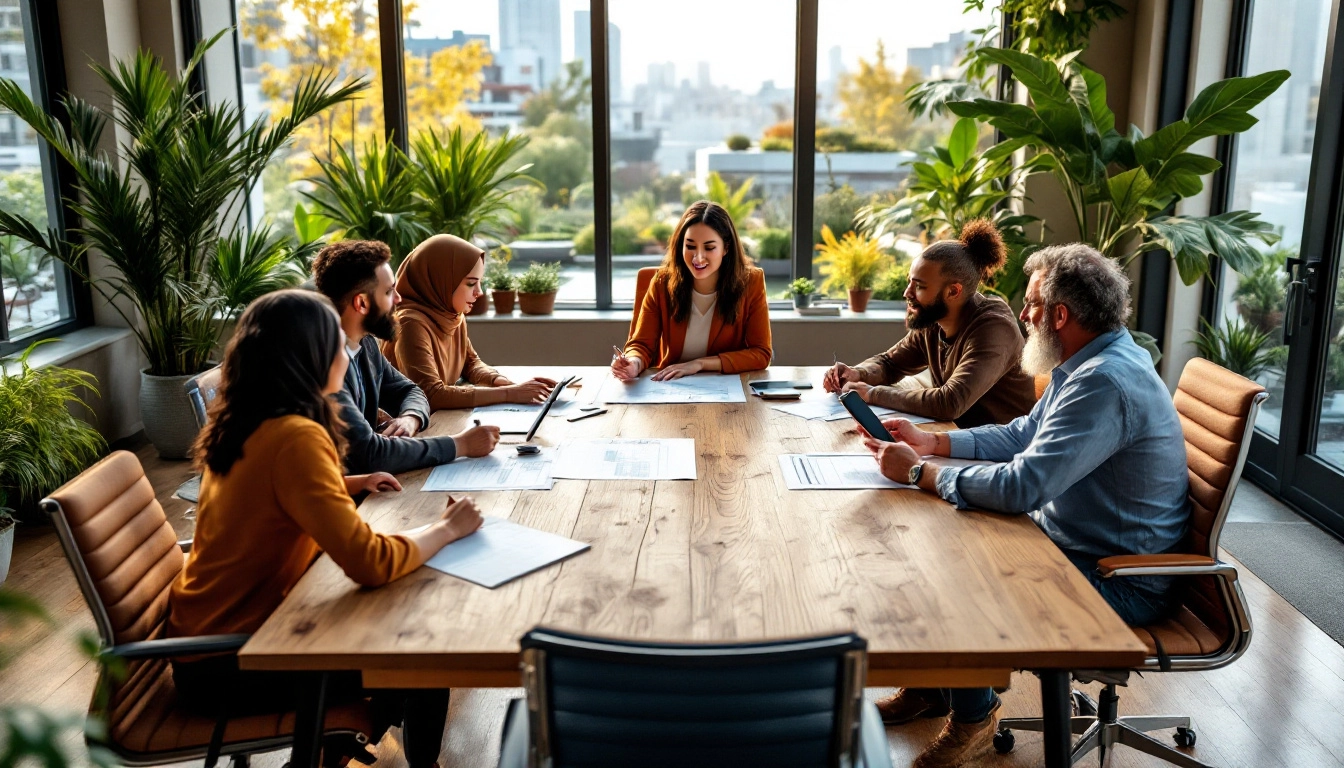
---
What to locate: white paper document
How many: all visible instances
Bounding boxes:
[597,373,746,404]
[770,392,934,424]
[552,438,697,480]
[422,516,589,588]
[469,393,579,433]
[778,453,915,490]
[422,447,555,491]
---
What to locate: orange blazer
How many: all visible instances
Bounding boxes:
[624,267,772,373]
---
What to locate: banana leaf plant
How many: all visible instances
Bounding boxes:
[855,116,1039,300]
[0,32,363,376]
[947,47,1289,285]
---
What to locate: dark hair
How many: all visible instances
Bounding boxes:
[311,240,392,309]
[192,290,348,475]
[1024,243,1131,333]
[920,218,1007,290]
[660,200,751,325]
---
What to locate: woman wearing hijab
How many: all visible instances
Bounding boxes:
[383,234,555,408]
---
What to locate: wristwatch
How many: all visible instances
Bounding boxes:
[908,462,924,485]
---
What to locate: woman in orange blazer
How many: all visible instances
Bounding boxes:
[613,200,772,381]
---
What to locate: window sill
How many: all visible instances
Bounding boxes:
[14,326,135,370]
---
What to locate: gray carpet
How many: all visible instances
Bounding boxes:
[1221,512,1344,645]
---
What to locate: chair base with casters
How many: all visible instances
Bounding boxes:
[995,673,1208,768]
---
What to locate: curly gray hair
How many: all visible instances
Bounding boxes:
[1023,244,1131,333]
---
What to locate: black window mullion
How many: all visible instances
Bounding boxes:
[378,0,409,153]
[790,0,818,283]
[591,0,612,309]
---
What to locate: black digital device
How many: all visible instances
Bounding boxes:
[749,380,813,392]
[839,390,895,442]
[520,375,577,445]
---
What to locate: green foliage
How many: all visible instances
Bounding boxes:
[873,262,912,300]
[0,34,353,376]
[726,134,752,151]
[813,184,869,245]
[0,238,51,326]
[409,127,538,241]
[0,340,106,516]
[761,136,792,152]
[572,223,595,255]
[815,225,894,293]
[514,135,591,207]
[521,60,592,127]
[645,221,674,246]
[485,249,515,291]
[948,48,1287,284]
[703,172,760,232]
[572,223,642,255]
[1192,317,1280,381]
[789,277,817,297]
[752,228,791,260]
[1232,247,1289,336]
[0,169,48,228]
[505,188,544,237]
[815,127,899,153]
[305,138,428,266]
[291,202,336,257]
[516,261,562,294]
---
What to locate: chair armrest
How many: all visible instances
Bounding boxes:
[496,697,528,768]
[107,634,251,660]
[178,538,193,553]
[1096,554,1236,580]
[857,699,895,768]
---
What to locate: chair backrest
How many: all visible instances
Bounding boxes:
[40,450,183,649]
[184,366,223,431]
[1033,373,1050,401]
[1173,357,1267,558]
[629,266,659,338]
[520,628,866,768]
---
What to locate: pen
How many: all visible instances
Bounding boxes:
[473,419,481,428]
[612,344,625,360]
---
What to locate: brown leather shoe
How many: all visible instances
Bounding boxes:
[874,688,951,725]
[912,700,1002,768]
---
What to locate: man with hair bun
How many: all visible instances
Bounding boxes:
[861,243,1189,768]
[824,219,1035,428]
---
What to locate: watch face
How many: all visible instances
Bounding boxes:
[908,463,921,484]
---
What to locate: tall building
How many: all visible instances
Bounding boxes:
[403,30,491,61]
[828,45,845,83]
[648,62,676,91]
[499,0,561,88]
[574,11,622,102]
[906,30,973,78]
[697,61,711,90]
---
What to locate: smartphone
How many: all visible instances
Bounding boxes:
[516,444,541,455]
[839,390,895,442]
[749,380,813,392]
[759,390,802,401]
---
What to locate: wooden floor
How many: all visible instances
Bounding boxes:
[3,441,1342,768]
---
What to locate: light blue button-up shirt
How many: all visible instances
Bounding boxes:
[934,328,1189,576]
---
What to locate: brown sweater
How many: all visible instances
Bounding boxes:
[384,313,508,410]
[853,293,1036,428]
[168,416,419,639]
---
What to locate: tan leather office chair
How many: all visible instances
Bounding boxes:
[41,450,373,768]
[996,357,1266,767]
[1033,373,1051,401]
[629,266,659,338]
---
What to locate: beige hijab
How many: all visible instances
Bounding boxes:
[392,234,485,333]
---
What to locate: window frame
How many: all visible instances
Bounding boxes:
[0,0,90,357]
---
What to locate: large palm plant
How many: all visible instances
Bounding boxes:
[410,127,536,241]
[304,139,428,265]
[0,33,364,376]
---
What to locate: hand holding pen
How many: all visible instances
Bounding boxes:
[611,344,642,382]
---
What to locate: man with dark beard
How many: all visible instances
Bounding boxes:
[312,240,500,474]
[860,244,1189,768]
[823,219,1035,428]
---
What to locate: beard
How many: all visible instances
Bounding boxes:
[363,300,398,342]
[906,294,950,331]
[1021,318,1064,376]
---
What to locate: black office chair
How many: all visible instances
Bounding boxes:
[497,628,891,768]
[175,366,222,503]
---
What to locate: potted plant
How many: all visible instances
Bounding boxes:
[486,249,517,315]
[409,126,539,241]
[789,277,817,310]
[1191,317,1283,381]
[0,507,13,586]
[0,341,106,548]
[0,36,356,457]
[814,225,892,312]
[516,262,563,315]
[1232,248,1289,339]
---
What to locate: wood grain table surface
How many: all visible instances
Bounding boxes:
[240,366,1147,689]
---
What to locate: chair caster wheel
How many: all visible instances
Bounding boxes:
[993,727,1015,754]
[1175,726,1197,748]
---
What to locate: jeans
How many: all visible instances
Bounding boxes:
[925,550,1175,723]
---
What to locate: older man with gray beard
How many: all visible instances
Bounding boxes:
[860,244,1190,768]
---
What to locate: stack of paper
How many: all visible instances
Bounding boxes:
[770,392,934,424]
[423,516,589,588]
[778,453,915,490]
[597,374,746,404]
[423,447,555,491]
[552,438,698,480]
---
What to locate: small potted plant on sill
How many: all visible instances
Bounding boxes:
[486,248,517,314]
[789,277,817,310]
[814,225,892,313]
[517,262,563,315]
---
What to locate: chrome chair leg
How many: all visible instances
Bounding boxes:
[1113,724,1214,768]
[1120,715,1192,733]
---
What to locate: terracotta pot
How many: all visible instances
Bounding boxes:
[468,293,490,316]
[492,290,517,315]
[518,291,558,315]
[848,288,873,313]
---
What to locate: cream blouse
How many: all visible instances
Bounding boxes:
[679,290,718,362]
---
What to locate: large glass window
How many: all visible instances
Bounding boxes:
[1214,0,1330,440]
[0,0,72,345]
[608,0,795,303]
[811,1,993,302]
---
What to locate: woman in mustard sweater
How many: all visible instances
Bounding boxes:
[167,289,480,767]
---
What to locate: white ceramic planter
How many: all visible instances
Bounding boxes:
[140,369,201,459]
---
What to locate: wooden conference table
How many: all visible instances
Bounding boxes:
[240,366,1147,768]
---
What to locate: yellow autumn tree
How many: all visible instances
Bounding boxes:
[241,0,490,179]
[837,41,940,149]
